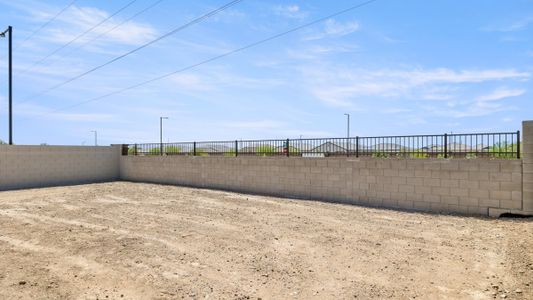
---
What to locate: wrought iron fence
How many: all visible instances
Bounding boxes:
[125,131,520,159]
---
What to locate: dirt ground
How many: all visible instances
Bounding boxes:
[0,182,531,300]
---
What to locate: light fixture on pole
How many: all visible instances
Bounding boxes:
[160,117,168,155]
[344,113,350,139]
[1,26,13,145]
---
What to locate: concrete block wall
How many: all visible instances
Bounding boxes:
[0,145,120,190]
[2,121,532,218]
[522,120,533,212]
[120,156,523,216]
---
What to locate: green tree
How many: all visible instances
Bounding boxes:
[128,146,137,155]
[165,146,182,155]
[148,147,161,155]
[224,150,236,157]
[489,142,520,158]
[256,145,274,156]
[0,139,6,145]
[371,151,389,158]
[410,151,429,159]
[189,148,209,156]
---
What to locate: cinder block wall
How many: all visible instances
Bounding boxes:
[120,156,523,216]
[523,120,533,212]
[0,145,120,190]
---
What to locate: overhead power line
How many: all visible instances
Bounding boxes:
[15,0,77,51]
[35,0,379,118]
[19,0,243,103]
[19,0,139,76]
[33,0,165,73]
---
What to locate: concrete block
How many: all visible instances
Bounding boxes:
[479,180,500,191]
[424,194,441,203]
[414,169,432,178]
[499,200,522,210]
[459,161,479,171]
[440,160,459,171]
[424,178,441,187]
[490,190,512,201]
[523,191,533,211]
[450,188,469,198]
[424,161,441,170]
[384,169,399,177]
[432,186,450,196]
[489,172,512,182]
[500,182,522,192]
[413,201,430,211]
[432,170,450,179]
[441,179,459,188]
[398,185,415,194]
[468,171,489,181]
[488,208,510,218]
[441,196,459,205]
[397,200,413,209]
[468,206,487,216]
[470,189,489,199]
[478,161,500,172]
[459,197,479,206]
[479,198,500,207]
[398,169,415,177]
[406,177,424,186]
[414,185,432,195]
[460,180,478,189]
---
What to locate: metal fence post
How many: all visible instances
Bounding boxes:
[160,142,163,156]
[134,143,137,156]
[235,140,238,157]
[193,142,197,156]
[356,136,359,158]
[517,130,521,159]
[286,138,290,157]
[444,133,448,158]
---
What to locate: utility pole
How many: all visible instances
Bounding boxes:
[90,130,97,146]
[344,113,350,139]
[160,117,168,155]
[1,26,13,144]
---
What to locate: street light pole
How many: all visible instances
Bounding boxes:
[90,130,97,146]
[1,26,13,144]
[160,117,168,156]
[344,113,350,139]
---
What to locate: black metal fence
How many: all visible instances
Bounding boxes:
[125,131,521,159]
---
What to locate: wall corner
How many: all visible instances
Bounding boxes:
[110,144,125,180]
[522,120,533,212]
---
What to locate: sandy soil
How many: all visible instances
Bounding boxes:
[0,182,531,300]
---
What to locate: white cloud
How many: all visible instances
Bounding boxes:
[45,5,157,46]
[433,101,508,118]
[301,66,530,107]
[287,44,357,60]
[170,74,212,91]
[167,67,285,93]
[304,19,359,40]
[382,108,412,114]
[324,19,359,36]
[273,5,308,19]
[13,2,157,50]
[483,16,533,32]
[476,88,526,101]
[297,64,530,121]
[17,103,115,122]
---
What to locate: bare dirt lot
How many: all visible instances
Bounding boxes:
[0,182,531,299]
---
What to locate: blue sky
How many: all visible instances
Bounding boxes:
[0,0,531,145]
